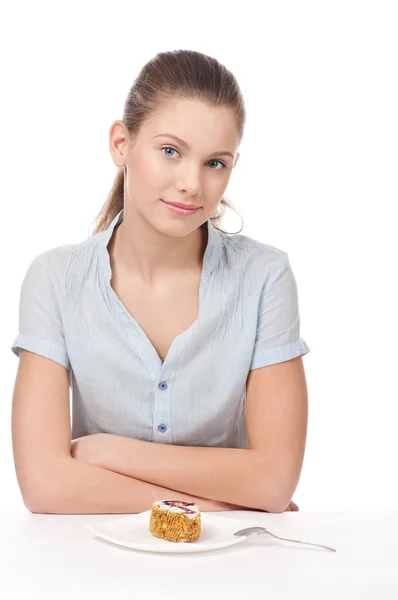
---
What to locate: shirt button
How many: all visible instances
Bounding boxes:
[159,381,168,390]
[158,423,167,433]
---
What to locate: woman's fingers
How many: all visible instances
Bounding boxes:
[285,500,299,511]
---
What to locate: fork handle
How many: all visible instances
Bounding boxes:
[266,530,336,552]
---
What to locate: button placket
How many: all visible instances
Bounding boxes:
[154,378,171,442]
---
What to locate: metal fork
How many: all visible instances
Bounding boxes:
[233,526,336,552]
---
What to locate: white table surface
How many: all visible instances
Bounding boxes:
[3,509,398,599]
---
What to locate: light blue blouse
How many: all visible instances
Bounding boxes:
[11,209,310,448]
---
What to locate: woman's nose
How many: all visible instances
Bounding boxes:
[176,171,202,197]
[178,186,201,197]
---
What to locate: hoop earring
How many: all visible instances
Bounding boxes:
[212,198,224,218]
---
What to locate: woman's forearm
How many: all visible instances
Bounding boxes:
[27,456,246,515]
[73,433,280,511]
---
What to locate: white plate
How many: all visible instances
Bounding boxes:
[87,510,264,553]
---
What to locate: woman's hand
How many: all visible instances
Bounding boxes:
[284,499,299,511]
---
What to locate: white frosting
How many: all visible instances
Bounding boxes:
[153,500,200,519]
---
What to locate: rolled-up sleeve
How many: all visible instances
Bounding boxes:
[11,255,71,370]
[249,252,310,370]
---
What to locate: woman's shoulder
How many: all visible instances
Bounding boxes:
[222,230,289,266]
[25,234,100,284]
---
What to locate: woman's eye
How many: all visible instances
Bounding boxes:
[161,146,179,158]
[161,146,226,169]
[208,159,226,169]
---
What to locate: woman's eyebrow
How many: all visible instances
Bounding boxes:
[153,133,234,158]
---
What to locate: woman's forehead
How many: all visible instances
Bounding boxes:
[143,100,240,149]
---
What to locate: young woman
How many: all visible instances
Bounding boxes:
[11,49,309,515]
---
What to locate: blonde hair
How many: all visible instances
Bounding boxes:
[90,49,246,236]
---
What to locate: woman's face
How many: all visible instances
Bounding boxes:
[109,97,240,236]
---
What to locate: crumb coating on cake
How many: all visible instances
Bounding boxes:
[149,500,201,543]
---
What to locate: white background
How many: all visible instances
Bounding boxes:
[1,0,397,512]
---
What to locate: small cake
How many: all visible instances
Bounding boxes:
[149,500,201,543]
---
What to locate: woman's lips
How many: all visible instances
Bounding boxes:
[161,200,200,216]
